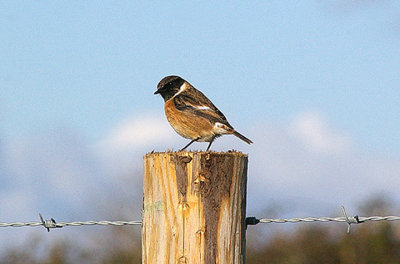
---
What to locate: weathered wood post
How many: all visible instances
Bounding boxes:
[142,151,248,264]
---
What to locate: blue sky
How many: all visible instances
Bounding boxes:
[2,1,399,151]
[1,0,400,249]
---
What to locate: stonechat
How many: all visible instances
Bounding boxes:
[154,75,253,151]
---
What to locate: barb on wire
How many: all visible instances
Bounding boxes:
[40,213,63,232]
[341,206,364,233]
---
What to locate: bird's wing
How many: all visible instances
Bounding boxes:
[173,90,232,127]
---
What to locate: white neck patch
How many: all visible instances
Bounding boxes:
[174,82,188,97]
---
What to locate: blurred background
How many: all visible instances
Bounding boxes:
[1,1,400,263]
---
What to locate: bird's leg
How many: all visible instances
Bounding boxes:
[180,137,200,151]
[206,137,215,151]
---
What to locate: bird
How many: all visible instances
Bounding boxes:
[154,75,253,151]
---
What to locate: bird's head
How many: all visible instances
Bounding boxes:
[155,75,185,101]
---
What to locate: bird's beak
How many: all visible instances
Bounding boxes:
[154,90,160,95]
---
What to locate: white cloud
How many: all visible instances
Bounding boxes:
[96,114,176,153]
[289,111,352,155]
[93,113,181,180]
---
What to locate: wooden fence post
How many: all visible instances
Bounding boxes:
[142,151,248,264]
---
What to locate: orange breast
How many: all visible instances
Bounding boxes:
[164,99,215,142]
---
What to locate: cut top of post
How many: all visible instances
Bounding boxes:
[144,150,248,157]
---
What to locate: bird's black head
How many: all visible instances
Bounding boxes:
[155,75,185,101]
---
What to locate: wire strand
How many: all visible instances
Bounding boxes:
[258,216,400,224]
[1,207,399,233]
[0,220,142,228]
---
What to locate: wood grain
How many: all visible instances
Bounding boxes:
[142,151,248,264]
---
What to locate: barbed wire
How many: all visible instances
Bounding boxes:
[0,207,399,233]
[248,207,400,233]
[258,216,400,224]
[0,220,142,228]
[0,214,142,232]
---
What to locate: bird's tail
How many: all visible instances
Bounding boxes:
[233,131,253,144]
